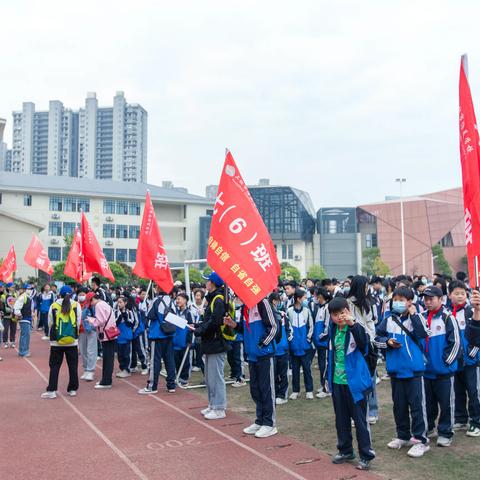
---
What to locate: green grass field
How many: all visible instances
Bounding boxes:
[191,362,480,480]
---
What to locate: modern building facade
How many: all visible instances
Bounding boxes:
[7,92,147,182]
[0,172,212,279]
[0,117,8,171]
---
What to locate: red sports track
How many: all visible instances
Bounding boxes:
[1,332,378,480]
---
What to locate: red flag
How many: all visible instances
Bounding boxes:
[64,227,90,282]
[0,245,17,282]
[133,191,174,293]
[24,234,54,275]
[207,150,281,308]
[459,56,480,286]
[81,212,115,283]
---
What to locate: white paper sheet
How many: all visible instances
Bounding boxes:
[164,313,188,329]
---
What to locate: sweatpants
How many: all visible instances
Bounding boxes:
[332,383,375,461]
[424,376,455,438]
[2,318,16,343]
[117,342,132,372]
[204,352,227,411]
[249,356,276,427]
[18,320,32,357]
[391,376,428,443]
[148,337,176,391]
[291,351,314,393]
[79,331,98,372]
[455,366,480,428]
[46,346,79,392]
[274,353,289,399]
[227,341,243,381]
[317,347,328,392]
[99,340,116,386]
[39,311,49,336]
[130,335,148,370]
[174,348,191,383]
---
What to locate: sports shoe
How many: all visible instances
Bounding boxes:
[316,391,331,399]
[453,422,468,431]
[368,416,378,425]
[305,392,314,400]
[387,438,411,449]
[356,459,371,471]
[407,443,430,458]
[276,397,288,405]
[192,366,201,372]
[141,368,149,375]
[94,383,112,389]
[9,343,15,348]
[167,389,176,393]
[84,372,94,381]
[138,387,158,395]
[41,391,57,399]
[375,376,381,385]
[331,452,356,464]
[243,423,262,435]
[80,372,87,380]
[466,425,480,437]
[232,379,247,388]
[160,368,167,376]
[115,370,131,378]
[41,336,49,340]
[201,407,212,416]
[204,409,226,420]
[130,367,138,373]
[437,436,453,447]
[289,392,299,400]
[3,343,8,349]
[427,428,438,438]
[255,426,278,438]
[67,390,77,397]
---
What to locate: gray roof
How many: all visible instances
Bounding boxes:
[0,172,212,205]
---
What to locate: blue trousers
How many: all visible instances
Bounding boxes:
[117,342,132,371]
[249,356,276,427]
[227,341,243,380]
[317,347,328,392]
[425,376,454,438]
[274,353,289,399]
[18,321,31,356]
[148,337,176,391]
[455,366,480,428]
[291,351,314,393]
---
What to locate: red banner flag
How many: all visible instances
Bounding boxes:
[64,227,90,282]
[459,56,480,286]
[81,212,115,283]
[0,245,17,282]
[207,150,281,308]
[24,234,54,275]
[133,191,174,293]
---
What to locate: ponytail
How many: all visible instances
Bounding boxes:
[61,293,72,315]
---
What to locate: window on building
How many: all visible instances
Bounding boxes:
[288,244,294,260]
[129,249,137,263]
[129,201,141,215]
[365,233,378,249]
[281,244,287,259]
[63,197,76,212]
[206,209,213,216]
[24,194,32,207]
[183,205,187,219]
[103,200,115,214]
[103,248,114,262]
[129,225,140,239]
[116,248,127,262]
[63,222,76,237]
[116,200,129,215]
[0,193,2,204]
[48,247,61,261]
[48,221,62,236]
[49,196,63,211]
[439,232,454,248]
[116,225,128,239]
[103,224,115,238]
[371,233,378,248]
[78,198,90,213]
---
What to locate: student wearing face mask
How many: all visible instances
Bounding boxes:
[375,287,429,457]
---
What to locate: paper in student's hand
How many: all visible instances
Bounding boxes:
[164,313,188,329]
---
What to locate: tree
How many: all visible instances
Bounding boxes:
[432,244,452,277]
[97,262,129,286]
[52,261,74,283]
[176,267,203,284]
[307,264,328,280]
[371,256,391,276]
[362,247,381,276]
[280,262,301,283]
[202,265,212,277]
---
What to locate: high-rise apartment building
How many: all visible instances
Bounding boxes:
[7,92,147,182]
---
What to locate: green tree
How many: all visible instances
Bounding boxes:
[280,262,301,283]
[202,265,212,277]
[362,247,381,276]
[176,267,203,284]
[52,261,73,283]
[307,264,328,280]
[371,256,391,276]
[97,262,129,286]
[432,244,452,277]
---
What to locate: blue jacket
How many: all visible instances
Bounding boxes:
[274,305,291,357]
[38,293,55,314]
[287,305,313,356]
[147,295,175,340]
[327,322,373,403]
[132,308,145,338]
[243,298,277,362]
[452,304,480,368]
[375,310,427,378]
[313,303,330,349]
[424,307,461,379]
[173,307,193,351]
[231,304,244,343]
[115,308,136,344]
[81,305,96,333]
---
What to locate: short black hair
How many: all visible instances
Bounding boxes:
[315,287,330,301]
[448,280,467,294]
[456,271,468,282]
[91,277,101,287]
[392,287,414,301]
[371,276,382,284]
[285,280,297,288]
[268,292,281,303]
[294,288,306,302]
[328,297,349,314]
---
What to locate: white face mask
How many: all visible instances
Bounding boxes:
[78,295,86,303]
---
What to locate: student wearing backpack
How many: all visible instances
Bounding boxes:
[79,291,98,382]
[14,284,34,358]
[41,286,81,399]
[115,296,136,378]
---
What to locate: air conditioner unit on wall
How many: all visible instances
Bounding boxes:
[105,216,114,222]
[294,255,302,261]
[105,240,114,246]
[50,239,59,245]
[51,213,60,220]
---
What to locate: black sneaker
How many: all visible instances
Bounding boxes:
[356,459,371,471]
[332,452,356,464]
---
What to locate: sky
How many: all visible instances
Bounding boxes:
[2,0,480,209]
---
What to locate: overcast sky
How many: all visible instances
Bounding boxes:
[2,1,480,208]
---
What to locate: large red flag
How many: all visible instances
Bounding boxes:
[459,56,480,287]
[64,227,91,282]
[0,245,17,282]
[81,213,115,283]
[133,191,174,293]
[207,150,281,308]
[24,234,54,275]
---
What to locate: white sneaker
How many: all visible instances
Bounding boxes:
[3,343,8,349]
[10,343,15,348]
[192,366,201,372]
[305,392,314,400]
[289,392,299,400]
[427,428,438,438]
[141,368,149,375]
[368,416,378,425]
[315,391,331,399]
[231,379,247,388]
[115,370,131,378]
[387,438,411,449]
[130,367,138,373]
[138,387,158,395]
[243,423,262,435]
[84,372,94,381]
[160,368,167,376]
[41,336,49,340]
[204,409,226,420]
[453,422,468,431]
[201,407,212,416]
[67,390,77,397]
[94,383,112,389]
[276,398,288,405]
[41,391,57,399]
[80,372,87,380]
[255,426,278,438]
[466,426,480,437]
[407,443,430,458]
[437,436,453,447]
[375,376,381,385]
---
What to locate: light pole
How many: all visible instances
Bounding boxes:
[395,178,407,274]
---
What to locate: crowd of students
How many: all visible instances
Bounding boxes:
[1,270,480,472]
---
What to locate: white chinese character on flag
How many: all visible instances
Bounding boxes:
[250,243,273,272]
[154,252,169,270]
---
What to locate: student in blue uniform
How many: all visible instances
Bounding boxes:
[115,296,136,378]
[128,293,148,375]
[375,287,430,458]
[448,280,480,437]
[173,293,193,387]
[327,297,374,471]
[422,286,461,447]
[313,287,331,398]
[37,284,55,339]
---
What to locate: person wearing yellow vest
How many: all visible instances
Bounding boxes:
[41,286,81,399]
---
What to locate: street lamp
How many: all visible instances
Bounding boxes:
[395,178,407,274]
